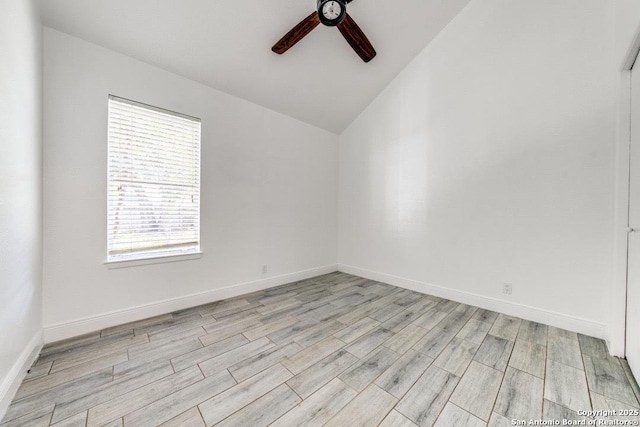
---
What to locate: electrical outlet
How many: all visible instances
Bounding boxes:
[502,283,513,295]
[262,264,268,274]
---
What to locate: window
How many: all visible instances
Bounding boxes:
[107,95,201,262]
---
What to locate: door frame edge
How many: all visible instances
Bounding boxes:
[611,69,631,357]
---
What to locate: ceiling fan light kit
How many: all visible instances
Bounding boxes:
[317,0,347,26]
[272,0,376,63]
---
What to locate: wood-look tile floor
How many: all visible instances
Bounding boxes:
[3,272,640,427]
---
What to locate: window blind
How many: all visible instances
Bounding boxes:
[107,95,201,262]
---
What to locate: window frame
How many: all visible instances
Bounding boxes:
[105,95,202,266]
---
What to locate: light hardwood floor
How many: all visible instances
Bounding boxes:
[2,272,640,426]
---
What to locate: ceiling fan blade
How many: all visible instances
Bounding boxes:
[337,13,376,62]
[272,12,320,55]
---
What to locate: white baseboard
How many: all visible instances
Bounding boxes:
[0,330,43,421]
[339,264,608,340]
[43,264,338,343]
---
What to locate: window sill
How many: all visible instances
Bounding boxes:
[104,252,202,269]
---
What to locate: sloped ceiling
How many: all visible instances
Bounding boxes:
[40,0,472,133]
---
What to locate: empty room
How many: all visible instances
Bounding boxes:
[2,0,640,426]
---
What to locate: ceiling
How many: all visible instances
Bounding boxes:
[40,0,472,133]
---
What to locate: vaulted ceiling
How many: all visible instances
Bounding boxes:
[40,0,472,133]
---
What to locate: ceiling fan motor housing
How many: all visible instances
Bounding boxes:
[317,0,347,26]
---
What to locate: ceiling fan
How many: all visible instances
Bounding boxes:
[272,0,376,63]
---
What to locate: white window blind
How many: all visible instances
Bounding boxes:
[107,95,201,262]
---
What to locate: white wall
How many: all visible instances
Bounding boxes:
[0,0,43,415]
[339,0,616,338]
[42,28,338,340]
